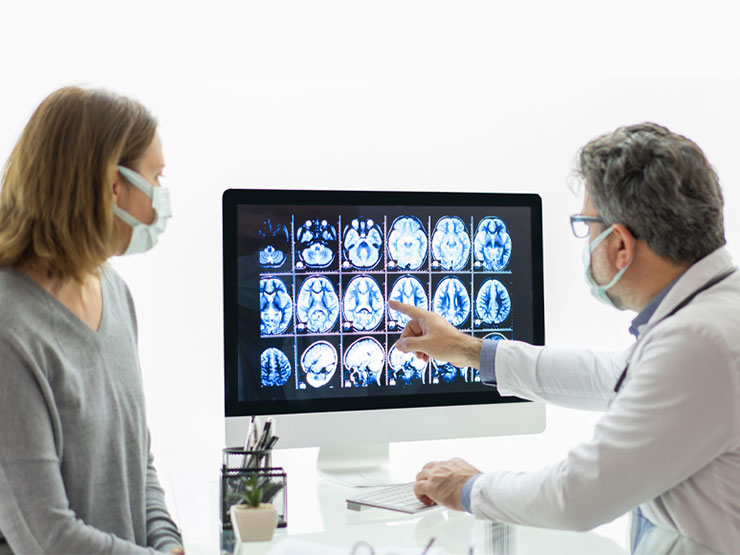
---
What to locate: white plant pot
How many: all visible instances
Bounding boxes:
[230,503,279,542]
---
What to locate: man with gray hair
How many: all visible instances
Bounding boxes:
[390,123,740,553]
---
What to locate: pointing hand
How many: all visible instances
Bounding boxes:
[389,300,482,369]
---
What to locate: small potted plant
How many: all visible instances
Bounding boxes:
[228,474,281,542]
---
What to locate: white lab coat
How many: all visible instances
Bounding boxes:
[471,247,740,554]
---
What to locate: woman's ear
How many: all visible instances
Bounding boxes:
[112,168,121,202]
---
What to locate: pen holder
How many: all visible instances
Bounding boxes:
[221,447,287,530]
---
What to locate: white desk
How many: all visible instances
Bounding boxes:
[168,437,635,555]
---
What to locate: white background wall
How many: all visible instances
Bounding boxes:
[2,0,739,535]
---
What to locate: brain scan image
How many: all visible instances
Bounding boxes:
[388,345,426,385]
[343,217,383,269]
[483,332,507,341]
[431,358,466,384]
[474,217,512,271]
[300,341,338,388]
[260,278,293,335]
[343,275,384,331]
[433,276,471,327]
[388,275,428,329]
[387,216,427,270]
[297,276,339,333]
[475,279,511,325]
[258,218,290,268]
[343,337,385,387]
[296,219,338,269]
[260,348,292,387]
[431,216,471,271]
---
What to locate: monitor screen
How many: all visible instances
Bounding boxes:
[223,189,544,419]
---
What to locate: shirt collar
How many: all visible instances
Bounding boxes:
[628,276,681,338]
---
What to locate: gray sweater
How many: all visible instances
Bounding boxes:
[0,266,182,554]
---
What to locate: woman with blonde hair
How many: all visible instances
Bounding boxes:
[0,86,183,554]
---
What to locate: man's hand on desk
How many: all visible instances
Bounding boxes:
[170,547,184,554]
[413,457,480,511]
[389,301,482,369]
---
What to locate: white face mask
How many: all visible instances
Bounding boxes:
[582,224,632,309]
[113,165,172,255]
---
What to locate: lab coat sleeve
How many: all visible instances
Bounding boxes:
[493,340,628,411]
[470,323,740,531]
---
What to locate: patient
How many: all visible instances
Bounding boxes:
[0,86,183,554]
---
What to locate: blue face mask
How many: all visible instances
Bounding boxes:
[582,225,632,309]
[113,165,172,255]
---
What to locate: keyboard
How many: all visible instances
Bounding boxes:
[346,482,437,514]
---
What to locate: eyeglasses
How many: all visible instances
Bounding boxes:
[570,214,604,238]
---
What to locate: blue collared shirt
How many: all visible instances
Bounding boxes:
[627,277,679,339]
[460,278,680,514]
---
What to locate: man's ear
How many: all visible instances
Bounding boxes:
[611,223,636,269]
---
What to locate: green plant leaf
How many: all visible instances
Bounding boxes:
[229,473,278,508]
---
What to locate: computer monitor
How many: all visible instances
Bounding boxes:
[223,188,545,485]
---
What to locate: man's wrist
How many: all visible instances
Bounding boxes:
[463,336,483,369]
[461,473,482,513]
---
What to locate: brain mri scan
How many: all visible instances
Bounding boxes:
[297,276,339,333]
[388,275,428,328]
[474,217,512,271]
[258,218,290,268]
[388,344,426,385]
[431,216,471,271]
[431,358,466,384]
[483,332,507,341]
[433,276,471,327]
[296,219,338,268]
[300,341,337,388]
[343,275,384,331]
[260,347,292,387]
[343,217,383,269]
[475,279,511,325]
[260,277,293,335]
[387,215,428,270]
[344,337,385,387]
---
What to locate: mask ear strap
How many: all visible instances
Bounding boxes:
[589,225,615,252]
[113,204,143,227]
[596,259,632,293]
[118,165,153,198]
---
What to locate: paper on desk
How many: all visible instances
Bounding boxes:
[265,537,443,555]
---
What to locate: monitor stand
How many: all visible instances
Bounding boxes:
[317,443,412,487]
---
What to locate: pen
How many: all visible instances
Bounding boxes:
[267,417,276,442]
[256,419,272,450]
[251,416,262,449]
[244,416,263,468]
[241,416,256,467]
[261,434,279,469]
[264,435,279,450]
[244,416,256,448]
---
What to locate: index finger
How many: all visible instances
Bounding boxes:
[400,316,423,339]
[388,300,425,319]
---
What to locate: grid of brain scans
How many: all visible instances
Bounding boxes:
[243,206,524,401]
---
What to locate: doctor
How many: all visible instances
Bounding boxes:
[390,122,740,553]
